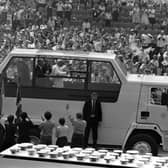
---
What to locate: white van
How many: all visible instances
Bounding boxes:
[0,48,168,155]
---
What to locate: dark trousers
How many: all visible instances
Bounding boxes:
[56,136,68,147]
[3,137,16,150]
[0,124,5,151]
[71,133,84,148]
[40,135,51,145]
[84,120,98,148]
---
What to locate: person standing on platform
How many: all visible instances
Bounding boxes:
[39,111,55,145]
[52,117,69,147]
[68,113,86,148]
[83,92,102,148]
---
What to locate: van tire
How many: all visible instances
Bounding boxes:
[125,134,158,156]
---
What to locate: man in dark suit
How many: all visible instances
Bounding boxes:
[35,60,45,78]
[83,92,102,148]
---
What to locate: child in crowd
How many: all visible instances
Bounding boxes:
[17,112,33,143]
[39,111,55,145]
[68,113,86,148]
[4,115,17,149]
[52,117,69,147]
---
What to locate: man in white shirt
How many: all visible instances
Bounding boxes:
[141,33,152,49]
[50,60,67,88]
[156,30,167,55]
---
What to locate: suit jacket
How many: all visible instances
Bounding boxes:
[35,64,44,77]
[83,99,102,123]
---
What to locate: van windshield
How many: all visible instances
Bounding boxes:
[115,56,127,76]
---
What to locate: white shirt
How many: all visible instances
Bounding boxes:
[57,2,64,11]
[50,64,66,88]
[157,34,166,47]
[56,125,69,138]
[38,0,46,4]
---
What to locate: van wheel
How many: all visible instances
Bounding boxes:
[29,136,40,145]
[125,134,158,156]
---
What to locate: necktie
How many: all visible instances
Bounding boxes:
[91,100,95,114]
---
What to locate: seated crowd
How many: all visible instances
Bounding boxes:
[0,0,168,76]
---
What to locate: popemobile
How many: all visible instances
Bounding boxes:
[1,48,168,156]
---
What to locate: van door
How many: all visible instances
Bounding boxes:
[138,86,168,131]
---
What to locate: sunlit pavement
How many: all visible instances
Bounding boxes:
[159,148,168,157]
[159,151,168,156]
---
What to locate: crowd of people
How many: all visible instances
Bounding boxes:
[4,23,168,75]
[0,0,167,75]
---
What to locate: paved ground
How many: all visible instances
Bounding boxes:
[159,148,168,157]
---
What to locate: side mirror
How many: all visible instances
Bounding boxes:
[161,92,168,106]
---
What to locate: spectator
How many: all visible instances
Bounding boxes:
[39,111,55,145]
[156,30,167,55]
[148,5,156,29]
[68,113,86,148]
[161,17,168,32]
[98,2,106,15]
[64,0,72,22]
[4,115,17,149]
[47,17,55,31]
[56,1,64,19]
[52,117,69,147]
[0,114,5,151]
[92,4,101,24]
[162,51,168,75]
[80,0,88,9]
[141,7,149,26]
[46,1,53,20]
[36,0,47,14]
[82,18,91,32]
[149,55,159,74]
[16,112,33,143]
[131,3,141,24]
[112,3,120,22]
[104,8,112,27]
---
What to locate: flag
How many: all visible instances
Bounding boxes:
[16,84,21,106]
[0,77,5,117]
[15,77,22,118]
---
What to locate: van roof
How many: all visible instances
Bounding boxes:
[9,48,116,61]
[142,75,168,86]
[0,49,128,81]
[127,74,168,86]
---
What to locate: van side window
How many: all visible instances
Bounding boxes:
[5,57,33,86]
[150,88,168,105]
[35,57,87,89]
[88,61,121,102]
[89,61,121,90]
